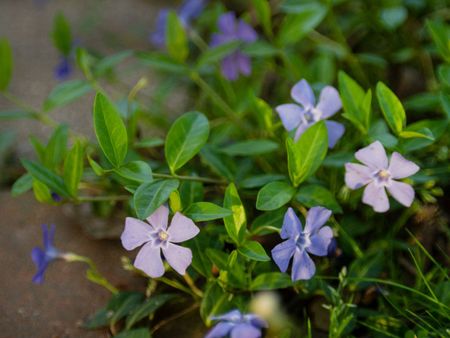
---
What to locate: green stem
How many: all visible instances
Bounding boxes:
[152,172,225,184]
[183,273,204,298]
[330,217,364,258]
[63,253,118,294]
[77,195,130,202]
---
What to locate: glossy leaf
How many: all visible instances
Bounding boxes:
[133,179,179,219]
[11,173,33,197]
[43,80,92,111]
[296,184,342,213]
[52,12,72,56]
[166,11,188,63]
[126,294,174,329]
[184,202,231,222]
[63,140,84,197]
[114,161,153,184]
[250,272,292,290]
[376,82,406,135]
[223,183,246,245]
[44,124,68,168]
[0,38,13,91]
[238,240,270,261]
[256,181,295,211]
[220,140,278,156]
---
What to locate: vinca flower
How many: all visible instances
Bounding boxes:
[31,224,62,284]
[121,205,199,278]
[272,207,333,281]
[211,12,257,81]
[54,56,73,80]
[345,141,419,213]
[205,309,268,338]
[275,79,345,148]
[151,0,208,48]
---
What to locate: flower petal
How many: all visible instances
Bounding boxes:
[211,309,242,321]
[231,324,261,338]
[387,180,415,207]
[134,242,165,278]
[325,120,345,148]
[388,152,420,179]
[236,52,252,76]
[150,9,168,48]
[31,247,45,267]
[304,206,332,233]
[291,79,315,108]
[307,226,333,256]
[345,163,373,189]
[281,207,302,239]
[146,205,169,230]
[237,21,257,42]
[178,0,207,22]
[316,86,342,118]
[121,217,153,251]
[291,249,316,281]
[162,243,193,275]
[293,122,310,141]
[244,315,268,328]
[167,212,199,243]
[43,224,56,249]
[205,322,235,338]
[271,239,296,273]
[355,141,388,170]
[221,54,239,81]
[218,12,236,35]
[275,104,303,132]
[362,182,389,213]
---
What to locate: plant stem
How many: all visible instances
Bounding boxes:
[152,172,225,184]
[183,273,204,298]
[151,303,199,334]
[77,195,130,202]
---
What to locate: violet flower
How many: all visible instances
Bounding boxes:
[211,12,258,81]
[345,141,419,213]
[31,224,62,284]
[54,56,73,81]
[272,207,333,281]
[205,309,268,338]
[150,0,208,48]
[121,205,199,278]
[276,79,345,148]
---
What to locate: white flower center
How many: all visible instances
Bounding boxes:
[374,169,392,186]
[158,230,169,241]
[302,107,322,125]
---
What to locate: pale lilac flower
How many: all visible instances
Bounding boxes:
[205,309,268,338]
[211,12,257,81]
[276,79,345,148]
[121,205,199,278]
[272,207,333,281]
[345,141,419,213]
[31,224,62,283]
[150,0,208,48]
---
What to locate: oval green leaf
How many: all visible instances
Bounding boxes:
[134,179,179,219]
[184,202,232,222]
[256,181,296,211]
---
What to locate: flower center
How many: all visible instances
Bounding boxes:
[303,107,321,124]
[296,232,311,249]
[374,169,391,185]
[158,230,169,241]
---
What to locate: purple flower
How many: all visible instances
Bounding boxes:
[54,56,73,81]
[150,0,208,48]
[275,79,345,148]
[345,141,419,213]
[271,207,333,281]
[211,12,257,81]
[121,205,200,278]
[31,224,62,284]
[205,309,268,338]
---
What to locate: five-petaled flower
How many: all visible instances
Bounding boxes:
[151,0,208,48]
[211,12,257,81]
[121,205,199,278]
[276,79,345,148]
[31,224,62,284]
[205,309,268,338]
[272,207,333,281]
[345,140,419,213]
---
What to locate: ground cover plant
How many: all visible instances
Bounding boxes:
[1,0,449,337]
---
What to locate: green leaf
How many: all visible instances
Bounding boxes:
[88,155,105,176]
[134,137,164,149]
[251,208,285,235]
[239,174,286,189]
[184,202,232,222]
[0,38,13,91]
[440,91,450,120]
[110,293,144,328]
[200,145,235,180]
[43,80,92,111]
[44,124,68,168]
[114,161,153,184]
[22,160,70,198]
[286,121,328,187]
[256,181,295,211]
[200,282,231,325]
[338,71,371,133]
[186,232,213,278]
[52,12,72,56]
[94,50,133,76]
[220,140,278,156]
[11,173,33,197]
[114,329,150,338]
[32,179,52,203]
[242,41,279,57]
[376,82,406,135]
[165,112,209,174]
[223,183,246,245]
[238,240,270,261]
[0,110,35,120]
[251,0,272,37]
[165,12,188,63]
[179,180,203,208]
[399,130,434,140]
[63,140,84,197]
[137,52,188,74]
[197,40,241,68]
[134,179,179,219]
[126,294,174,330]
[250,272,292,290]
[296,184,342,213]
[277,4,327,45]
[426,20,450,62]
[93,92,128,167]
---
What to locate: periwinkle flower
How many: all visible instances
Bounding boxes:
[211,12,258,81]
[31,224,62,284]
[345,141,419,213]
[276,79,345,148]
[205,309,268,338]
[272,207,333,281]
[121,205,199,278]
[54,56,73,80]
[151,0,208,48]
